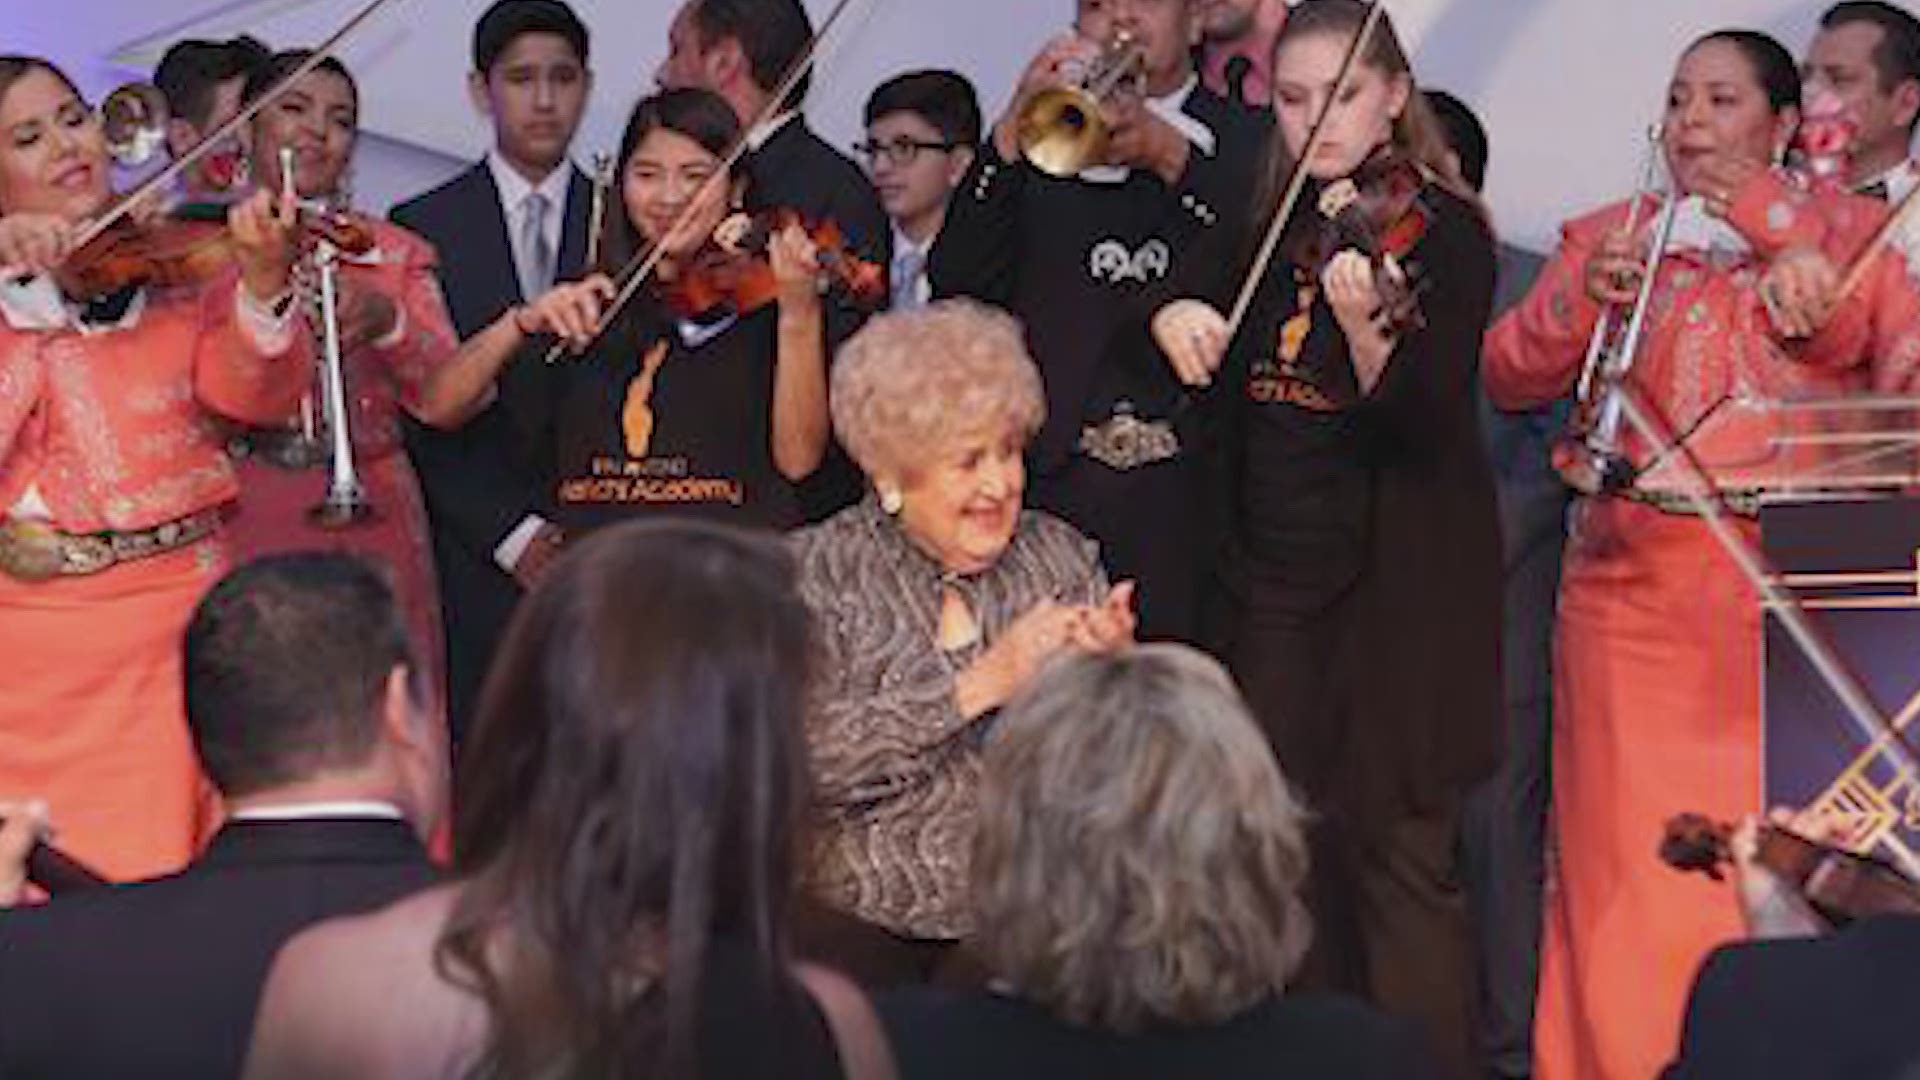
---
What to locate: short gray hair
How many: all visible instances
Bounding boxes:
[972,644,1313,1032]
[829,299,1045,483]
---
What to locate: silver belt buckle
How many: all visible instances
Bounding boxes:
[0,518,66,583]
[1078,405,1180,472]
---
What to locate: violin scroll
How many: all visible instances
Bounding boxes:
[1659,811,1920,926]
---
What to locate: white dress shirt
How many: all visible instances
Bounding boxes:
[484,152,576,573]
[486,149,573,302]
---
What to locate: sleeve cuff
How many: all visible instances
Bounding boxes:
[494,514,550,573]
[234,285,298,356]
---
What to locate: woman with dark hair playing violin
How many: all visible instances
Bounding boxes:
[0,56,309,882]
[418,87,835,536]
[225,50,460,702]
[1150,2,1500,1072]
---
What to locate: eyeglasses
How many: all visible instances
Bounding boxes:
[853,136,963,168]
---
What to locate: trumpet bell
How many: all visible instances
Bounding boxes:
[99,83,171,168]
[1017,85,1112,178]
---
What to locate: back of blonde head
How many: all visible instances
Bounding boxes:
[972,644,1314,1032]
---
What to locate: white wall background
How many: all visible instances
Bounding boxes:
[6,0,1870,249]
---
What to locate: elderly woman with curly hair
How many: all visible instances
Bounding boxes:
[792,299,1134,987]
[879,644,1437,1078]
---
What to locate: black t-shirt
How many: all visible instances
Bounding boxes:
[532,297,800,533]
[878,988,1436,1079]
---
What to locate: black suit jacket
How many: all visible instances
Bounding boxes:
[390,162,591,737]
[744,118,891,521]
[0,818,435,1079]
[1666,915,1920,1079]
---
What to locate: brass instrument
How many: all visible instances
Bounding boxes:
[1015,30,1146,178]
[97,83,171,167]
[282,149,373,528]
[1559,125,1681,494]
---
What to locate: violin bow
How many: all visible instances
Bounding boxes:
[1832,181,1920,301]
[69,0,405,253]
[540,0,871,365]
[1220,0,1389,343]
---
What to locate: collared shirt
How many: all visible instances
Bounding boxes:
[1856,159,1920,204]
[229,799,406,822]
[486,149,572,301]
[889,225,933,309]
[486,151,574,571]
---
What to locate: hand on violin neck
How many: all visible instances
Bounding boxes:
[1731,809,1831,940]
[227,188,300,301]
[0,212,78,280]
[767,221,824,312]
[1322,249,1398,391]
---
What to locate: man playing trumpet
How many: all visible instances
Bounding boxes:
[930,0,1267,643]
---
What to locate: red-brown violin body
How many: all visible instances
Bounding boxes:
[1289,147,1433,335]
[660,208,885,320]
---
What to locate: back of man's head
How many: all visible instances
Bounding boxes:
[473,0,591,76]
[1423,89,1489,193]
[184,554,421,799]
[691,0,814,110]
[153,36,271,129]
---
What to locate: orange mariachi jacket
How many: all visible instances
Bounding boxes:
[0,271,309,533]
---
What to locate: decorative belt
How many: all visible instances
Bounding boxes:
[229,429,331,471]
[0,511,222,583]
[1078,407,1180,472]
[1614,485,1764,519]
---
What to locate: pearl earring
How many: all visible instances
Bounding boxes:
[878,485,904,515]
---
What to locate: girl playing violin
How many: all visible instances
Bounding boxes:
[0,55,309,882]
[223,49,460,703]
[1149,1,1500,1070]
[1483,29,1912,1080]
[418,87,829,536]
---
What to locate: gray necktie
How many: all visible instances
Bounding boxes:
[892,244,926,310]
[520,190,554,300]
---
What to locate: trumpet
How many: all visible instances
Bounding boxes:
[1016,31,1146,178]
[98,83,171,168]
[281,149,374,528]
[1559,125,1681,494]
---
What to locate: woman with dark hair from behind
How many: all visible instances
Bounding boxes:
[879,644,1435,1079]
[241,519,892,1079]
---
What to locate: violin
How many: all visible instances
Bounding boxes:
[660,208,885,320]
[1660,812,1920,926]
[55,199,376,303]
[1287,147,1433,336]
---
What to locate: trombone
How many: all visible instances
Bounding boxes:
[1015,30,1147,178]
[1559,124,1681,494]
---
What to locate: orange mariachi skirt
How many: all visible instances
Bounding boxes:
[1534,499,1760,1079]
[224,449,444,698]
[0,537,228,883]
